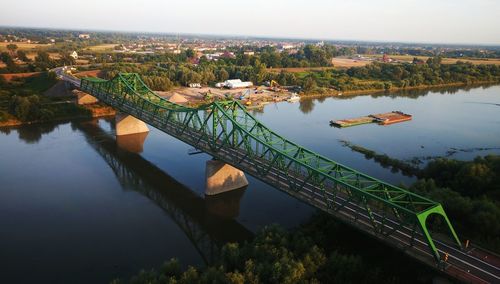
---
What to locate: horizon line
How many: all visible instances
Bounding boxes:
[1,24,500,48]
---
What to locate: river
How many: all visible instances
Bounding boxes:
[0,84,499,283]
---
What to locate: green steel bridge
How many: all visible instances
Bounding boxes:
[62,71,499,283]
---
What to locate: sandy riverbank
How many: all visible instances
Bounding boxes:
[156,86,294,107]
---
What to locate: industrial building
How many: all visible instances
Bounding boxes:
[216,79,253,89]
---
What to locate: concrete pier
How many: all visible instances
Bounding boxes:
[205,160,248,196]
[75,91,99,105]
[115,113,149,136]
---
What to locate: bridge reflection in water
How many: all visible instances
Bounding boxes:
[73,119,253,265]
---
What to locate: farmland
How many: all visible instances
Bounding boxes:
[367,54,500,65]
[0,41,51,51]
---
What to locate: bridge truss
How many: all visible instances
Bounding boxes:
[81,73,462,263]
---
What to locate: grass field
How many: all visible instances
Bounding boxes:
[267,67,336,73]
[367,54,500,65]
[24,52,61,61]
[268,58,371,72]
[0,42,52,51]
[0,72,42,81]
[331,57,372,68]
[86,44,117,51]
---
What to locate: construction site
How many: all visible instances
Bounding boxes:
[156,80,301,109]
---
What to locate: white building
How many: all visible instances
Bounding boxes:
[78,34,90,39]
[70,51,78,60]
[218,79,253,89]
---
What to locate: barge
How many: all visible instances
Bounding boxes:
[329,116,375,128]
[330,111,412,128]
[370,111,412,125]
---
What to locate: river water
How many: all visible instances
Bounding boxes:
[1,84,499,283]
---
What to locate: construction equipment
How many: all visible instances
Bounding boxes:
[268,80,281,92]
[239,89,252,100]
[203,92,213,101]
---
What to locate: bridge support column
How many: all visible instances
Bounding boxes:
[75,91,99,105]
[205,160,248,196]
[115,113,149,136]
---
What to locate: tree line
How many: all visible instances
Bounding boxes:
[100,57,500,94]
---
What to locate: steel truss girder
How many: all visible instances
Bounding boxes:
[81,73,462,262]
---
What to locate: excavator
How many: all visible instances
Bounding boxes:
[269,80,282,92]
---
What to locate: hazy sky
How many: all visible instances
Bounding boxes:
[1,0,499,45]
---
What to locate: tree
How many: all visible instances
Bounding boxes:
[59,52,76,66]
[17,50,30,62]
[216,68,229,82]
[185,48,195,59]
[0,52,14,65]
[0,51,18,72]
[8,95,41,121]
[6,44,18,56]
[34,51,55,70]
[303,76,317,92]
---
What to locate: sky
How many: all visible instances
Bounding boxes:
[1,0,499,45]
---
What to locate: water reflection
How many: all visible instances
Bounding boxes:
[73,120,253,264]
[1,122,59,143]
[298,99,315,114]
[300,83,499,108]
[116,132,149,153]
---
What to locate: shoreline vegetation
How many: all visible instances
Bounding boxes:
[1,70,498,128]
[340,140,500,252]
[301,80,500,99]
[0,71,114,127]
[112,214,439,284]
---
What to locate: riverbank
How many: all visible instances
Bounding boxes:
[3,74,498,128]
[300,80,500,99]
[0,103,115,128]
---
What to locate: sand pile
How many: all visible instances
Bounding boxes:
[168,93,188,104]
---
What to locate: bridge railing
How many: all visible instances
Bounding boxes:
[80,73,462,262]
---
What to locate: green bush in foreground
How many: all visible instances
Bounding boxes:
[112,222,433,284]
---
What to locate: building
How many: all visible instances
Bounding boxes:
[78,34,90,39]
[70,51,78,60]
[220,51,236,59]
[217,79,253,89]
[243,51,255,56]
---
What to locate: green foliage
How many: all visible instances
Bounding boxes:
[9,95,41,121]
[1,51,19,72]
[421,155,500,200]
[99,56,500,95]
[185,48,195,59]
[302,76,317,92]
[116,221,431,284]
[6,43,18,54]
[0,72,92,123]
[347,60,500,88]
[0,110,8,122]
[17,50,30,62]
[34,51,57,71]
[411,178,500,251]
[60,52,76,66]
